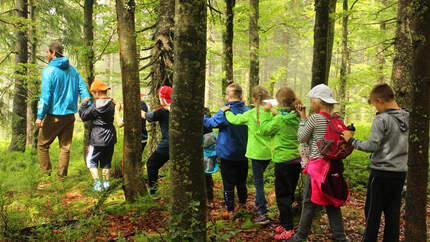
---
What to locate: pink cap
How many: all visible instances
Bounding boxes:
[158,86,172,105]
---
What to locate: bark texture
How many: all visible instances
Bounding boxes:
[222,0,235,95]
[169,0,207,239]
[325,0,337,82]
[405,1,430,241]
[9,0,28,152]
[339,0,349,117]
[147,0,175,155]
[115,0,147,201]
[311,0,330,87]
[248,0,259,102]
[83,0,95,162]
[391,0,413,108]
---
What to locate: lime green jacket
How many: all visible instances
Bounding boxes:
[225,107,273,160]
[258,109,300,163]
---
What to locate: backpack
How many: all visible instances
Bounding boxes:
[321,159,349,206]
[317,112,354,160]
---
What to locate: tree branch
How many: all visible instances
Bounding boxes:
[351,38,394,52]
[141,45,154,51]
[70,0,84,8]
[207,0,222,15]
[139,54,159,71]
[376,2,397,15]
[139,55,152,61]
[0,51,13,66]
[350,0,359,11]
[136,24,156,33]
[94,29,117,63]
[0,9,18,16]
[363,17,396,25]
[0,18,14,25]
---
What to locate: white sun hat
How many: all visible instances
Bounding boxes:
[308,84,339,104]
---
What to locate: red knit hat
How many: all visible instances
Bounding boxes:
[158,86,172,105]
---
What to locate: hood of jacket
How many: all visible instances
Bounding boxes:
[95,98,114,113]
[384,108,409,132]
[49,57,70,70]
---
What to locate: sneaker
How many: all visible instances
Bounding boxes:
[274,226,286,234]
[254,214,270,225]
[93,180,102,192]
[103,181,110,189]
[273,230,294,240]
[221,210,234,220]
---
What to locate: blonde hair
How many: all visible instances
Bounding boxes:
[226,83,243,99]
[310,98,334,113]
[252,85,271,126]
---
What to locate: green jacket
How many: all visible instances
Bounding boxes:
[225,107,272,160]
[258,108,300,163]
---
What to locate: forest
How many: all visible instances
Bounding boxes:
[0,0,429,241]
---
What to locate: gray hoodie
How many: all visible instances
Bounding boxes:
[350,109,409,172]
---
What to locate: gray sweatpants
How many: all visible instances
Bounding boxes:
[291,174,349,242]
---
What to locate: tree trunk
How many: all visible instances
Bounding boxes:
[325,0,337,82]
[29,0,39,152]
[169,0,207,239]
[391,0,413,108]
[311,0,330,88]
[115,0,147,201]
[248,0,259,103]
[222,0,235,96]
[9,0,28,152]
[405,1,430,241]
[83,0,96,162]
[339,0,349,117]
[147,0,175,155]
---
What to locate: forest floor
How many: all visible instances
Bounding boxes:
[56,179,427,242]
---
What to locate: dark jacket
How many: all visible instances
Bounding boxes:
[203,101,249,160]
[79,98,117,147]
[350,108,409,172]
[146,107,169,155]
[141,101,148,142]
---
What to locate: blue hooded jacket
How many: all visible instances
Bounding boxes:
[203,101,249,161]
[37,57,91,120]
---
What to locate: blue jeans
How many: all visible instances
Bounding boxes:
[252,159,270,215]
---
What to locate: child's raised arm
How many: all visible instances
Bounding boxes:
[114,102,124,128]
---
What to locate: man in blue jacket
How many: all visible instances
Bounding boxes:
[204,83,249,217]
[36,42,90,178]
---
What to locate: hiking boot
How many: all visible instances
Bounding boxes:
[275,225,286,234]
[254,214,270,225]
[273,230,294,240]
[103,181,110,189]
[93,180,102,192]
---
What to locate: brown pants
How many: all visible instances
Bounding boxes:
[38,114,75,178]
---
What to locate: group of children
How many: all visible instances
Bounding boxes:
[80,79,408,242]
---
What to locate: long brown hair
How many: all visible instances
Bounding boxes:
[276,87,301,115]
[252,85,270,126]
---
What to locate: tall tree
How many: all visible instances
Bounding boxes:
[169,0,207,239]
[83,0,96,161]
[391,0,413,108]
[311,0,330,87]
[28,0,39,151]
[376,0,387,83]
[222,0,235,95]
[115,0,147,201]
[249,0,259,102]
[405,0,430,241]
[9,0,28,152]
[325,0,337,82]
[339,0,349,117]
[147,0,175,154]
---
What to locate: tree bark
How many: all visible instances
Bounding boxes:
[405,1,430,241]
[9,0,28,152]
[311,0,330,88]
[222,0,235,96]
[325,0,337,82]
[147,0,175,155]
[339,0,349,117]
[169,0,207,239]
[248,0,259,102]
[83,0,95,162]
[29,0,39,152]
[391,0,413,108]
[115,0,147,201]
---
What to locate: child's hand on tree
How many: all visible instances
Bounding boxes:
[82,97,90,105]
[342,130,355,142]
[220,105,230,112]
